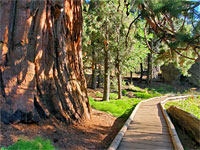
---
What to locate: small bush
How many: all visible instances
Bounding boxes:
[110,79,118,91]
[122,89,127,96]
[1,137,55,150]
[109,93,118,99]
[96,92,103,98]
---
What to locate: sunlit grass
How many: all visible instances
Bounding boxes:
[91,86,163,118]
[126,85,162,99]
[1,137,55,150]
[134,92,161,99]
[165,96,200,119]
[148,85,175,94]
[89,97,141,118]
[96,92,103,98]
[95,92,119,99]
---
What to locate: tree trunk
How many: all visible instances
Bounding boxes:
[139,63,143,82]
[152,66,160,80]
[97,65,101,88]
[103,50,110,101]
[91,48,96,89]
[0,0,90,124]
[146,53,152,85]
[130,71,133,84]
[116,61,122,99]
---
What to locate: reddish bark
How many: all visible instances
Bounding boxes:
[0,0,90,124]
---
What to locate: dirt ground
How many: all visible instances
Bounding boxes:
[0,109,124,150]
[0,83,199,150]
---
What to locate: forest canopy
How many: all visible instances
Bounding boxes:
[85,0,200,62]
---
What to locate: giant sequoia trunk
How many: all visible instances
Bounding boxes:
[0,0,90,124]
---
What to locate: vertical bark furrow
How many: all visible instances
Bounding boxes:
[0,68,6,97]
[7,0,17,57]
[0,0,90,125]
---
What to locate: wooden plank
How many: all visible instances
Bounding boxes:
[118,142,173,150]
[121,139,173,146]
[117,97,173,150]
[131,121,167,126]
[122,137,172,144]
[126,128,170,134]
[127,124,169,130]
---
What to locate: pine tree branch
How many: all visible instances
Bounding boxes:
[164,39,197,61]
[182,2,200,11]
[125,13,141,47]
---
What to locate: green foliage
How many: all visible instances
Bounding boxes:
[148,85,175,94]
[89,96,141,118]
[96,92,103,98]
[122,89,127,96]
[110,78,118,91]
[109,93,118,99]
[1,137,55,150]
[127,85,146,93]
[95,92,120,99]
[165,96,200,119]
[134,92,161,99]
[129,0,200,75]
[182,89,200,95]
[83,0,149,80]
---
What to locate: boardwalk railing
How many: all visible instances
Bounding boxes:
[108,95,197,150]
[160,95,198,150]
[107,96,166,150]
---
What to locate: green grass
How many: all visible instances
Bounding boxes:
[134,92,161,99]
[165,96,200,119]
[91,86,163,118]
[109,93,118,99]
[148,85,175,94]
[89,97,141,118]
[96,92,103,98]
[126,85,162,99]
[146,84,176,94]
[96,92,119,99]
[127,85,146,93]
[1,137,55,150]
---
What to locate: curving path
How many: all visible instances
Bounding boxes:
[117,97,174,150]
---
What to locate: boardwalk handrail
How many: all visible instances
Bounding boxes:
[160,95,198,150]
[107,96,166,150]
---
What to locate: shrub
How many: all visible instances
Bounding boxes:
[110,79,118,91]
[96,92,103,98]
[122,89,127,96]
[109,93,118,99]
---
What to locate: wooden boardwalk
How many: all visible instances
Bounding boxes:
[118,97,174,150]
